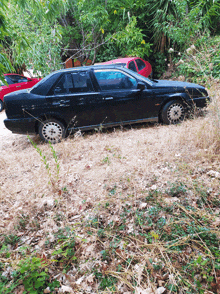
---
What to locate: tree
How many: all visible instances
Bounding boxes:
[2,0,152,74]
[0,0,14,80]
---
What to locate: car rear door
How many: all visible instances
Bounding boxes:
[46,71,106,129]
[1,76,22,97]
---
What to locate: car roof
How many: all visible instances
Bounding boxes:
[99,57,137,64]
[52,64,132,75]
[4,73,23,76]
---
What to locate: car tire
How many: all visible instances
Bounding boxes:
[0,100,3,112]
[161,100,185,124]
[38,119,65,143]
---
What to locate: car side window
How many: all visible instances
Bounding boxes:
[54,75,69,95]
[71,72,94,93]
[128,61,137,72]
[54,72,94,95]
[136,59,146,71]
[94,70,137,90]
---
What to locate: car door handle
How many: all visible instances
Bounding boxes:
[59,100,70,106]
[52,102,60,106]
[16,85,21,88]
[51,100,70,106]
[103,97,113,100]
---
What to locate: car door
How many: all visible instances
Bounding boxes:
[93,69,152,124]
[46,71,105,129]
[5,74,29,90]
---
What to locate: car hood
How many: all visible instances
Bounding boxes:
[150,79,208,97]
[152,79,205,89]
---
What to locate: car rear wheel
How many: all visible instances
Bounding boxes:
[0,100,3,112]
[38,119,65,143]
[161,100,185,124]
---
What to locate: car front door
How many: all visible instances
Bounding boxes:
[93,69,153,124]
[1,75,24,97]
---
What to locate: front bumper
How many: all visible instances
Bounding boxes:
[4,117,37,134]
[193,96,210,108]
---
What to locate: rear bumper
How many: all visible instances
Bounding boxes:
[4,117,37,134]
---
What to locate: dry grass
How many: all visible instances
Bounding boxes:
[0,82,220,293]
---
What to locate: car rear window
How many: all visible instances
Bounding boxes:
[128,61,137,72]
[31,72,60,95]
[136,59,145,71]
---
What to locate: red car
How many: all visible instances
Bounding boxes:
[0,74,41,112]
[99,57,152,78]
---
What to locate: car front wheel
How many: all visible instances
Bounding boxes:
[38,119,65,143]
[161,100,185,124]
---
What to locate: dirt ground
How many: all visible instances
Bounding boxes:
[0,111,11,136]
[1,91,220,293]
[0,111,25,149]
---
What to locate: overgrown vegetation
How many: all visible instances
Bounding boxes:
[1,0,220,293]
[1,176,220,293]
[0,0,220,77]
[1,81,220,292]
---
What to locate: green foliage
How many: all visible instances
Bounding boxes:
[18,257,49,293]
[4,234,20,245]
[114,16,152,58]
[52,236,76,261]
[94,42,119,63]
[0,254,59,294]
[102,156,110,165]
[166,181,187,197]
[176,35,220,83]
[99,275,117,290]
[9,14,63,76]
[150,52,167,78]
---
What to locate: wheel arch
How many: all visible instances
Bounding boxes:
[35,113,68,134]
[158,95,189,122]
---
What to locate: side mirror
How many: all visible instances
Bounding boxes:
[137,82,145,91]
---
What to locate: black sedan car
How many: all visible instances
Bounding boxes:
[3,65,209,143]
